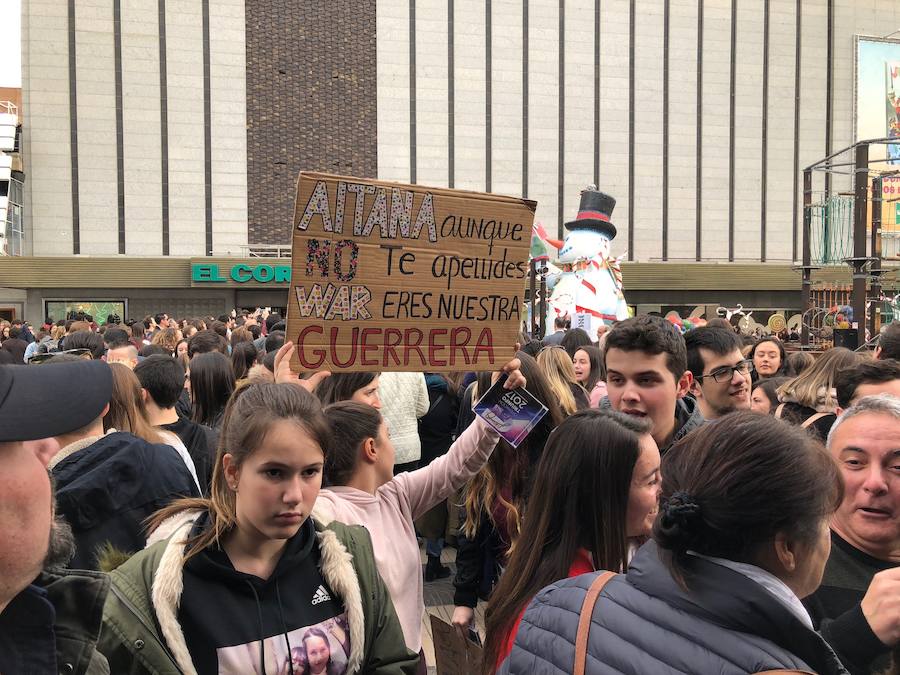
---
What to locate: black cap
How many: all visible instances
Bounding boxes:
[563,189,617,239]
[0,360,112,442]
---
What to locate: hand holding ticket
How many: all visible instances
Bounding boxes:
[473,374,549,447]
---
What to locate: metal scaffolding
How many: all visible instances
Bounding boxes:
[802,137,900,348]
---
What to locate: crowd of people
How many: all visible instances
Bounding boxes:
[2,308,900,674]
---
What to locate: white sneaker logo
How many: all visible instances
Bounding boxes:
[312,585,331,606]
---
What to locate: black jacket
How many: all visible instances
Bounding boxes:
[600,395,705,454]
[776,401,836,443]
[804,531,895,674]
[453,401,555,609]
[501,540,848,675]
[0,570,110,675]
[53,431,200,569]
[162,416,219,495]
[179,514,349,674]
[453,515,508,608]
[418,374,461,467]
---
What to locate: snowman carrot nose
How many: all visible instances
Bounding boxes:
[546,238,564,249]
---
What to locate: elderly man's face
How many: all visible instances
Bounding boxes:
[829,412,900,560]
[0,438,57,611]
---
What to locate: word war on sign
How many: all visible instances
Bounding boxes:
[287,172,536,372]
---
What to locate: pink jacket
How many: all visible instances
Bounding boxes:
[590,381,608,408]
[313,417,499,652]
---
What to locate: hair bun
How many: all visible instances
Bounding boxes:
[654,490,703,551]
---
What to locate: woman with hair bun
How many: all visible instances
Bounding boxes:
[500,412,849,675]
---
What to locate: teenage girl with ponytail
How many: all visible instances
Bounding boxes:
[313,357,526,673]
[98,378,419,675]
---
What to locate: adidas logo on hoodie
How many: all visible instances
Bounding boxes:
[311,585,331,606]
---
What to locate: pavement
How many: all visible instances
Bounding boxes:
[420,543,487,675]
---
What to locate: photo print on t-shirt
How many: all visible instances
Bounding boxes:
[216,613,350,675]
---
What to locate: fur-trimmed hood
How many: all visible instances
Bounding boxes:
[147,511,365,674]
[99,511,419,675]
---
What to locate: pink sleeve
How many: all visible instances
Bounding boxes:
[394,416,499,520]
[590,381,607,408]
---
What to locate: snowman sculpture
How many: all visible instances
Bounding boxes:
[534,187,629,334]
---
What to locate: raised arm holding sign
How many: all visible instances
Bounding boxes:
[287,172,536,372]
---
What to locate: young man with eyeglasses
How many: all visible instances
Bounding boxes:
[685,326,753,420]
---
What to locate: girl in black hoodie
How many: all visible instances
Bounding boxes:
[98,372,418,675]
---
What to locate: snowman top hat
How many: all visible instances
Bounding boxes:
[564,186,617,240]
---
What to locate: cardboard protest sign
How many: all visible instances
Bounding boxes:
[287,172,536,372]
[429,615,483,675]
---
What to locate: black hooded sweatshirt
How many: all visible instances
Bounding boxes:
[178,513,350,675]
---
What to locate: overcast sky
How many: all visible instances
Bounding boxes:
[1,0,22,88]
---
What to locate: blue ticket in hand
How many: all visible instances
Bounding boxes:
[473,374,549,447]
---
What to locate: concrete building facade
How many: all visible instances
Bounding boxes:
[21,0,900,263]
[21,0,248,257]
[11,0,900,324]
[376,0,900,263]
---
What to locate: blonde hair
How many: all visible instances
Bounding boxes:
[147,383,329,563]
[536,346,583,416]
[461,353,566,547]
[104,363,166,445]
[776,347,862,410]
[463,377,525,543]
[464,450,524,543]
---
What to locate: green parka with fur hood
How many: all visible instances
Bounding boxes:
[97,511,419,674]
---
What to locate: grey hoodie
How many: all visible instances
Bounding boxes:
[599,395,705,454]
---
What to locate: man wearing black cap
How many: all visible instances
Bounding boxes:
[0,359,113,674]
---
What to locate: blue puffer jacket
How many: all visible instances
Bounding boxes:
[499,541,849,675]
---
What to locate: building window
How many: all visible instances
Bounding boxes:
[44,300,127,325]
[5,175,24,256]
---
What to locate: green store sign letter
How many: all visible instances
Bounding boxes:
[192,264,292,284]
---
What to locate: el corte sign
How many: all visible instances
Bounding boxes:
[192,263,292,285]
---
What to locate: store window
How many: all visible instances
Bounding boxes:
[45,299,127,324]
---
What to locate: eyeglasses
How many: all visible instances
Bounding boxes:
[28,348,94,364]
[697,359,754,383]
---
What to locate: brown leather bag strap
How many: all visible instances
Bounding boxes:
[774,403,786,419]
[573,571,617,675]
[800,412,830,429]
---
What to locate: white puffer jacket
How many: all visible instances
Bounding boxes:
[378,372,430,465]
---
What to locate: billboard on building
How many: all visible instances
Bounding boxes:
[856,37,900,165]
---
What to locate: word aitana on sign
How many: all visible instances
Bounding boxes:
[298,180,438,242]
